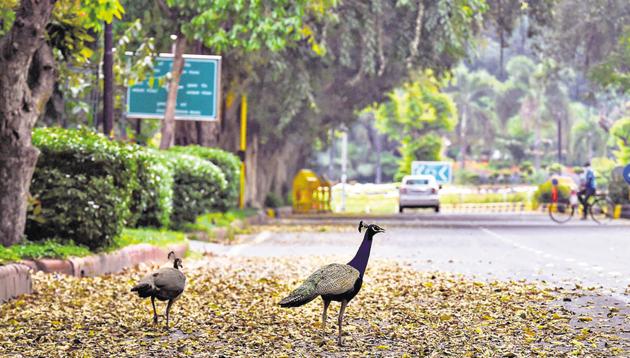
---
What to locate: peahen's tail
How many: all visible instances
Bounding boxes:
[131,282,154,298]
[279,281,317,307]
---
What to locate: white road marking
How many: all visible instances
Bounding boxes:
[479,226,629,299]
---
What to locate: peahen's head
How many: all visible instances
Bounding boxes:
[358,221,385,236]
[168,251,183,269]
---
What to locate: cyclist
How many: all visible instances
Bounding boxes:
[577,161,596,220]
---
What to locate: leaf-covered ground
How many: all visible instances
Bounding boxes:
[0,256,628,357]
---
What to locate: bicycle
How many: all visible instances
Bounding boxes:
[548,189,615,224]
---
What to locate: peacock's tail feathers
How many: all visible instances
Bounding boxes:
[279,280,317,307]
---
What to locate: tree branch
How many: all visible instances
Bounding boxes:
[406,0,424,69]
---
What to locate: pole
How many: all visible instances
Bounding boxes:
[557,113,562,163]
[239,95,247,209]
[328,128,334,180]
[340,129,348,212]
[103,20,114,138]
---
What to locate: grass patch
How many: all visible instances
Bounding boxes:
[186,208,257,231]
[0,228,188,265]
[184,209,258,243]
[0,240,91,264]
[110,228,187,251]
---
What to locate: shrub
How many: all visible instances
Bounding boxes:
[170,145,240,210]
[130,149,173,228]
[160,152,227,229]
[27,128,138,250]
[264,192,284,208]
[533,177,575,207]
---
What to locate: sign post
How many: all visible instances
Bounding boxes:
[127,54,221,121]
[623,164,630,185]
[411,161,452,184]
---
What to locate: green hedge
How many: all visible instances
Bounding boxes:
[130,149,173,228]
[160,152,228,230]
[170,145,240,210]
[27,128,138,250]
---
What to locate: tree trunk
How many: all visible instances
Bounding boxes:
[0,0,57,246]
[374,131,382,184]
[459,107,467,170]
[160,34,186,149]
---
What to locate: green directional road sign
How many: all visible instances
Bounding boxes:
[127,54,221,121]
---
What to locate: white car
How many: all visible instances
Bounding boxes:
[398,175,441,213]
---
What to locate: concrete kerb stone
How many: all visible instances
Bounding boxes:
[0,263,32,303]
[69,243,188,277]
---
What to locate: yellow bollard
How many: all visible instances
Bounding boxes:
[613,204,622,219]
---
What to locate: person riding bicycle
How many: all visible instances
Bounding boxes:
[577,161,596,220]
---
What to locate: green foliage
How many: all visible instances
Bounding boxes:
[548,163,563,175]
[396,134,444,181]
[454,169,482,185]
[170,146,240,210]
[185,209,257,242]
[589,27,630,93]
[0,240,91,264]
[448,64,501,161]
[27,128,138,250]
[168,0,312,53]
[130,149,173,229]
[610,117,630,164]
[520,161,534,175]
[48,0,124,64]
[591,156,616,189]
[373,72,457,179]
[0,0,17,37]
[111,228,186,251]
[160,152,227,230]
[534,179,572,206]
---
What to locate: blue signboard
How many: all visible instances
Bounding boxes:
[624,164,630,184]
[127,54,221,121]
[411,161,452,184]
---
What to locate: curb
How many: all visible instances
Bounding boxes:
[1,242,187,303]
[0,263,32,303]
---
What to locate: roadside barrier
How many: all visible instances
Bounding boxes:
[537,203,629,219]
[441,202,529,213]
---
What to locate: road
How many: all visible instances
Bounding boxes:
[191,212,630,297]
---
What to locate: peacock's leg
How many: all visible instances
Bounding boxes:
[165,299,174,329]
[322,298,331,331]
[151,296,158,324]
[337,300,348,346]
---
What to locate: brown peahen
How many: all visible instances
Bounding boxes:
[131,251,186,328]
[279,221,385,346]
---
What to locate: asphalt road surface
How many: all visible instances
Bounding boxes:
[191,212,630,298]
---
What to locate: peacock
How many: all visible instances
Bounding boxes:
[279,221,385,346]
[131,251,186,328]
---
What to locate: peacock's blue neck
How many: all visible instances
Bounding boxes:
[347,231,374,277]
